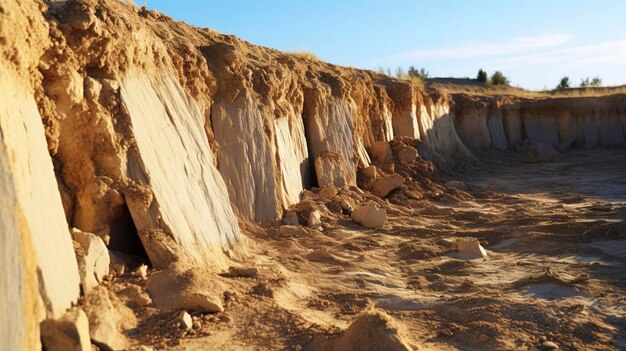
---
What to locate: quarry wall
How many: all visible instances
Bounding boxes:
[1,0,626,349]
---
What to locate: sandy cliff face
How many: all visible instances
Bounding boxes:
[452,94,626,151]
[1,0,626,348]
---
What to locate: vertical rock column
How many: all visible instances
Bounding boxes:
[121,72,240,269]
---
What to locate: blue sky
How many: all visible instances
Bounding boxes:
[142,1,626,90]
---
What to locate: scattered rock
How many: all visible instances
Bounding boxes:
[369,141,393,164]
[456,237,488,260]
[146,266,226,313]
[318,186,338,200]
[445,180,465,189]
[372,174,405,197]
[334,196,355,213]
[228,266,259,278]
[542,341,559,349]
[294,344,303,351]
[40,308,91,351]
[134,264,148,280]
[177,311,193,330]
[282,211,300,226]
[71,228,110,293]
[351,204,387,229]
[397,146,418,164]
[83,286,130,351]
[307,209,323,230]
[528,143,560,163]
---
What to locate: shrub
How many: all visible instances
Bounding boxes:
[287,50,319,61]
[580,76,602,87]
[556,76,570,89]
[408,66,429,82]
[477,69,488,83]
[490,71,508,85]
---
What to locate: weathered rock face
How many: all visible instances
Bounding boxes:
[453,94,626,150]
[120,72,240,268]
[0,3,80,343]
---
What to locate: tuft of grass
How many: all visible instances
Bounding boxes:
[287,51,320,61]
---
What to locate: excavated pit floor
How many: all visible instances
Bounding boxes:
[107,149,626,350]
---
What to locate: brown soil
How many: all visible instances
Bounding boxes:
[100,148,626,350]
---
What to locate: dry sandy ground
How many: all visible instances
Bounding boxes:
[102,148,626,350]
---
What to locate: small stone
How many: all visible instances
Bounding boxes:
[134,264,148,280]
[542,341,559,349]
[177,311,193,330]
[40,308,91,351]
[192,321,202,330]
[228,266,259,278]
[539,336,547,343]
[294,344,303,351]
[351,203,387,229]
[456,237,488,260]
[139,346,154,351]
[372,174,405,197]
[307,210,323,230]
[282,211,299,226]
[478,334,489,342]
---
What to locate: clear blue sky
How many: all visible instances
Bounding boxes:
[142,0,626,90]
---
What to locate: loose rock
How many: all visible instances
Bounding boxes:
[542,341,559,349]
[177,311,193,330]
[351,204,387,229]
[71,228,110,293]
[40,308,91,351]
[456,237,488,260]
[146,266,226,313]
[281,211,299,226]
[372,174,405,197]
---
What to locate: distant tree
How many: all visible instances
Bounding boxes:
[580,76,602,87]
[408,66,429,82]
[386,68,392,77]
[556,76,571,89]
[395,67,405,79]
[376,67,386,75]
[477,69,488,83]
[490,71,508,85]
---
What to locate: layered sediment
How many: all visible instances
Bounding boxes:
[1,0,626,349]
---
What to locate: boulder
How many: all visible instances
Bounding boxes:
[456,237,488,260]
[369,141,393,164]
[83,286,129,351]
[40,308,91,351]
[71,229,110,293]
[372,174,405,197]
[146,266,226,313]
[351,204,387,229]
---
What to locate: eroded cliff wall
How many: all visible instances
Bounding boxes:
[2,0,626,348]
